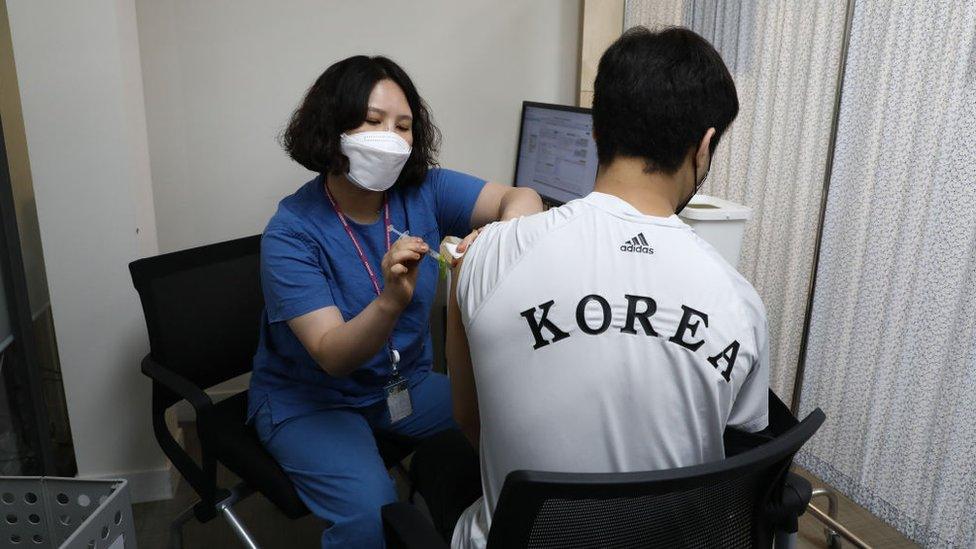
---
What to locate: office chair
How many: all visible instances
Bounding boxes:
[383,397,825,549]
[129,234,414,548]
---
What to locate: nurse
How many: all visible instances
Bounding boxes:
[248,55,542,548]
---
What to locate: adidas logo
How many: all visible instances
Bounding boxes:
[620,232,654,254]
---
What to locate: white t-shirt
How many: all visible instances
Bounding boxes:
[451,192,769,549]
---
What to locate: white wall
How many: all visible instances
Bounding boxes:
[136,0,581,253]
[7,0,168,501]
[4,0,578,502]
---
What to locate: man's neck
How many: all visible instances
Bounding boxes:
[592,157,684,217]
[325,173,384,223]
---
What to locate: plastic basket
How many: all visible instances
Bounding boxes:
[0,477,136,549]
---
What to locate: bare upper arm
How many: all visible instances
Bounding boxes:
[450,256,465,314]
[286,305,344,358]
[447,256,480,441]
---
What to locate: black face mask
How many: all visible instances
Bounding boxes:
[675,156,709,215]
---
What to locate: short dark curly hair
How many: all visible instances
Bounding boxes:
[592,26,739,174]
[281,55,440,187]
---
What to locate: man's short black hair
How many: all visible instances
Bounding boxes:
[281,55,440,186]
[592,26,739,173]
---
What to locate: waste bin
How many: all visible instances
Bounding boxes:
[1,476,135,549]
[678,194,753,268]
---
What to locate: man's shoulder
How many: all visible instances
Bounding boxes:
[474,199,589,253]
[457,202,588,324]
[684,232,767,325]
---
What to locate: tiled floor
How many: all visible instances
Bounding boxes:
[133,424,919,548]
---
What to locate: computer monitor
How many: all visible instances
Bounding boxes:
[514,101,599,205]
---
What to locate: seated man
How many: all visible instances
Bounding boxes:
[445,26,769,548]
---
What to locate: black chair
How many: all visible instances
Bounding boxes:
[383,398,825,549]
[129,234,414,548]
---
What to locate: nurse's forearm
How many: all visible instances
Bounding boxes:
[498,187,543,220]
[314,292,404,377]
[470,183,544,228]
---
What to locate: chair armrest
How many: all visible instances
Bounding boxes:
[141,354,214,414]
[382,502,449,549]
[141,354,229,522]
[767,471,813,534]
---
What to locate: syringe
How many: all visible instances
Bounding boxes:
[388,225,443,262]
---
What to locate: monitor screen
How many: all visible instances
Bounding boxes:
[514,102,598,204]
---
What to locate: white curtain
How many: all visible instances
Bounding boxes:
[624,1,849,402]
[796,1,976,546]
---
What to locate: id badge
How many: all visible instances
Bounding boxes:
[385,376,413,423]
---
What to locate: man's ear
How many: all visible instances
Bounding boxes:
[696,127,716,171]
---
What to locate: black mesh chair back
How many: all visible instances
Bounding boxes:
[486,407,825,548]
[129,235,313,534]
[129,235,263,409]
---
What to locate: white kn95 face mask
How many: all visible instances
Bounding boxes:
[339,131,412,192]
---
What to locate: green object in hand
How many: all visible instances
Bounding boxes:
[437,254,451,280]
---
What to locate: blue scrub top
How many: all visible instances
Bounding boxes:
[248,168,486,424]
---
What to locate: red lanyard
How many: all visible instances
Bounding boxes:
[324,184,391,295]
[324,183,401,375]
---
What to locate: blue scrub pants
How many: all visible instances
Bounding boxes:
[253,372,456,548]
